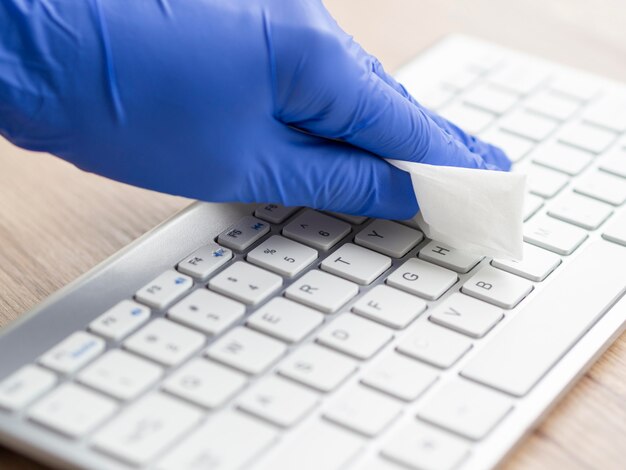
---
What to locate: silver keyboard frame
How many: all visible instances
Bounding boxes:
[0,35,625,470]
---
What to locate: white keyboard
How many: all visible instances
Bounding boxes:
[1,35,625,470]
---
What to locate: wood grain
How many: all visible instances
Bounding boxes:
[1,0,625,468]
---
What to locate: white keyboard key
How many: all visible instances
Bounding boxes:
[77,350,162,401]
[206,326,286,374]
[531,141,592,176]
[88,300,150,341]
[523,193,544,221]
[418,241,483,273]
[524,215,589,255]
[386,258,458,300]
[238,375,319,427]
[285,270,359,313]
[0,366,56,411]
[439,102,493,134]
[463,240,626,396]
[247,297,324,343]
[278,344,356,392]
[255,203,299,224]
[429,293,503,338]
[352,285,427,329]
[176,243,232,279]
[158,411,278,470]
[442,68,480,90]
[162,358,246,408]
[381,420,470,470]
[321,243,391,285]
[549,75,600,102]
[92,393,202,466]
[418,379,512,440]
[328,212,368,225]
[492,243,561,281]
[361,352,438,401]
[39,331,105,375]
[217,215,270,251]
[524,164,569,198]
[413,84,456,110]
[480,127,534,163]
[248,235,318,277]
[582,93,626,133]
[574,170,626,206]
[355,219,423,258]
[283,210,351,250]
[461,265,533,309]
[524,89,579,120]
[135,270,193,309]
[397,322,472,369]
[499,109,557,141]
[488,63,547,94]
[168,289,245,335]
[357,457,407,470]
[209,261,282,305]
[602,210,626,246]
[599,145,626,178]
[317,314,393,360]
[548,192,613,230]
[28,383,117,438]
[463,84,518,114]
[324,385,401,437]
[557,121,616,154]
[124,318,205,367]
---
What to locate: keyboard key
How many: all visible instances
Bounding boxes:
[28,383,117,438]
[429,293,503,338]
[352,285,427,329]
[418,379,512,440]
[39,331,105,375]
[77,350,162,401]
[386,258,458,300]
[248,235,318,277]
[285,270,359,313]
[328,212,368,225]
[217,215,270,251]
[439,102,493,134]
[602,210,626,246]
[361,352,437,402]
[442,67,480,90]
[531,141,593,176]
[397,322,472,368]
[524,215,589,255]
[463,240,626,396]
[206,326,287,374]
[92,393,202,466]
[499,109,558,141]
[549,75,600,102]
[176,243,232,279]
[582,93,626,133]
[321,243,391,285]
[355,220,423,258]
[209,261,282,305]
[548,192,613,230]
[247,297,324,343]
[162,358,247,408]
[238,375,319,427]
[254,203,299,224]
[492,243,561,281]
[599,145,626,178]
[168,288,245,335]
[317,314,393,360]
[283,210,351,250]
[463,83,518,114]
[158,411,278,470]
[381,420,470,470]
[574,170,626,206]
[0,365,56,411]
[418,241,483,273]
[461,266,533,309]
[124,318,205,367]
[487,63,547,94]
[135,270,193,309]
[88,300,151,341]
[278,344,356,392]
[523,193,544,221]
[557,121,616,154]
[524,89,579,121]
[480,127,534,163]
[323,385,402,437]
[524,164,569,199]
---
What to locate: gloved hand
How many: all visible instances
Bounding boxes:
[0,0,510,219]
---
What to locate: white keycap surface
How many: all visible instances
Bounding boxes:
[285,270,359,313]
[247,297,324,343]
[283,210,351,250]
[39,331,105,375]
[317,313,393,360]
[418,241,483,273]
[254,204,300,224]
[397,321,472,369]
[429,293,503,338]
[176,243,232,279]
[0,366,56,411]
[135,270,193,309]
[386,258,458,300]
[321,243,391,285]
[217,215,270,251]
[492,243,561,281]
[209,261,282,305]
[248,235,318,277]
[355,220,423,257]
[462,265,533,309]
[352,285,427,329]
[89,300,150,341]
[524,215,588,255]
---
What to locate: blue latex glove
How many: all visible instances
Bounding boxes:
[0,0,510,219]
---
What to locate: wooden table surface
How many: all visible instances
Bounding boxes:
[1,0,625,468]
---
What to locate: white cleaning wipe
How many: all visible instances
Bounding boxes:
[388,160,526,260]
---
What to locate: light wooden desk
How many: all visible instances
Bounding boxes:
[1,0,625,468]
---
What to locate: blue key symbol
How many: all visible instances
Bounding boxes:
[213,248,225,257]
[131,308,143,316]
[252,223,264,231]
[175,277,186,285]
